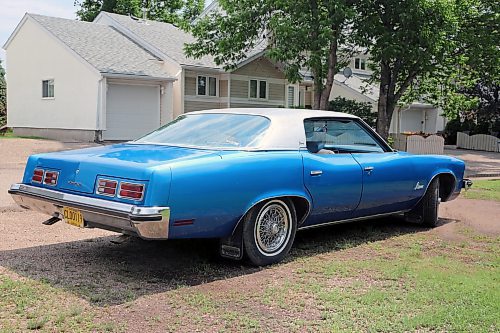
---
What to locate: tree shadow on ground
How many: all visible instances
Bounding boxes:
[0,216,454,306]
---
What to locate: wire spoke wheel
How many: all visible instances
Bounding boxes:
[255,202,290,254]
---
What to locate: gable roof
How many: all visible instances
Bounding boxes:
[17,14,173,80]
[101,13,220,69]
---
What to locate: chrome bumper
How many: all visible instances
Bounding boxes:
[462,178,473,190]
[8,184,170,239]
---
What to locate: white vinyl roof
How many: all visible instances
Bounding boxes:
[189,108,359,150]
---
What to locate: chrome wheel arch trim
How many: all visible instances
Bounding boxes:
[230,194,312,236]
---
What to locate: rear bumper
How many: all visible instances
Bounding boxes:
[8,184,170,239]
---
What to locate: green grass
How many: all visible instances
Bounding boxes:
[0,275,120,332]
[0,128,46,139]
[464,179,500,202]
[0,222,498,332]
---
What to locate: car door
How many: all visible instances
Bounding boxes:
[351,151,419,217]
[302,152,363,226]
[301,118,363,226]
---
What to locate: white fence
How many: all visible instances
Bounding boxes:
[457,132,500,152]
[391,133,445,155]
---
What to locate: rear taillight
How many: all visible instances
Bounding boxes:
[96,179,118,196]
[32,169,44,183]
[43,171,59,186]
[119,182,145,200]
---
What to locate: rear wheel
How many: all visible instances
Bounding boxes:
[243,199,297,266]
[406,178,440,227]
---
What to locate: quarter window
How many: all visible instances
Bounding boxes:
[42,79,54,98]
[249,79,267,99]
[197,75,217,97]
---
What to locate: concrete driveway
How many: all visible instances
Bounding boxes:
[445,147,500,177]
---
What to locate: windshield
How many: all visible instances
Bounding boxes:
[135,113,271,149]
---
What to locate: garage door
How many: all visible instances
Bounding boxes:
[103,83,160,140]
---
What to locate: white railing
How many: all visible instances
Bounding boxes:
[457,132,500,152]
[390,133,445,155]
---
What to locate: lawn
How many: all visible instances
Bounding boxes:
[464,179,500,202]
[1,220,498,332]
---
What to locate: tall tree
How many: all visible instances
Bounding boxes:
[355,0,457,139]
[409,0,499,130]
[0,60,6,126]
[185,0,357,110]
[74,0,205,26]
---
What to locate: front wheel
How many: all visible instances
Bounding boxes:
[406,178,440,227]
[243,199,297,266]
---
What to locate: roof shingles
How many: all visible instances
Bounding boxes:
[30,14,171,79]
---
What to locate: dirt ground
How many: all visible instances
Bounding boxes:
[0,138,499,332]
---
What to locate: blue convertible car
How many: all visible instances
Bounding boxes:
[9,109,471,265]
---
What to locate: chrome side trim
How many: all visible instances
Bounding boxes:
[297,210,409,231]
[9,183,170,240]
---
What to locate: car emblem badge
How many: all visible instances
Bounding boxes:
[414,182,424,190]
[68,181,82,187]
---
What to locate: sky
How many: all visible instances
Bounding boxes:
[0,0,76,63]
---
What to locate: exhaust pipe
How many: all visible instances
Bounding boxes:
[42,216,61,225]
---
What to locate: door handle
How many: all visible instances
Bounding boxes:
[364,166,374,175]
[310,170,323,176]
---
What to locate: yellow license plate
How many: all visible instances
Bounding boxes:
[63,207,84,228]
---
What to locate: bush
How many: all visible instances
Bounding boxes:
[328,97,376,127]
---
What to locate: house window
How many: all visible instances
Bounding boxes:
[354,58,366,70]
[249,79,267,99]
[42,79,54,98]
[197,75,217,97]
[287,86,295,107]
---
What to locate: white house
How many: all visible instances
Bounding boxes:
[3,14,175,141]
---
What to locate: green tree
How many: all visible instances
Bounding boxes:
[410,0,499,132]
[0,60,6,126]
[355,0,458,139]
[185,0,357,110]
[74,0,205,26]
[328,97,376,127]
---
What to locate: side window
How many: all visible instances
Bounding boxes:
[304,118,385,154]
[42,79,54,98]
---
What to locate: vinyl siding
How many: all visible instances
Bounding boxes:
[230,79,248,98]
[230,103,282,108]
[233,57,285,79]
[220,80,228,97]
[185,76,196,96]
[269,83,285,101]
[184,100,222,112]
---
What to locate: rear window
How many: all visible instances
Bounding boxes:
[135,113,270,149]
